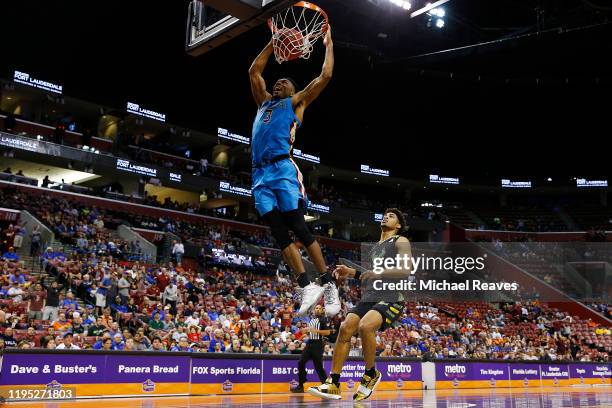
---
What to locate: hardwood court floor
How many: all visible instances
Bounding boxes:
[5,386,612,408]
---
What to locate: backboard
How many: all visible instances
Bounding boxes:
[186,0,294,56]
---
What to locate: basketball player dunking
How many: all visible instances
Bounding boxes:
[309,209,413,401]
[249,27,340,317]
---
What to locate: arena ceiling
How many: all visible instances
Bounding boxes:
[1,0,610,177]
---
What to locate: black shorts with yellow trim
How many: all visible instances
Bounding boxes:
[347,301,404,331]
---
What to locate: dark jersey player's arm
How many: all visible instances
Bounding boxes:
[292,27,334,111]
[248,40,273,107]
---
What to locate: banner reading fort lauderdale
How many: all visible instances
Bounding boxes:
[350,242,601,304]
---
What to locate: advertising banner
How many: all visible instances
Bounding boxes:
[568,363,611,386]
[435,362,511,389]
[191,358,262,394]
[0,351,610,399]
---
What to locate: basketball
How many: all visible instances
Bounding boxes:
[275,27,306,61]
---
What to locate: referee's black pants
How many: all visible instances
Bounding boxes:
[298,341,327,385]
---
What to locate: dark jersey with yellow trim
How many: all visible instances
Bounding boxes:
[368,235,400,266]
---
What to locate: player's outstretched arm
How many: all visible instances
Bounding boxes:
[292,26,334,109]
[248,40,274,107]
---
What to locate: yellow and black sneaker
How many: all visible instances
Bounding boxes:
[353,369,382,401]
[307,378,342,400]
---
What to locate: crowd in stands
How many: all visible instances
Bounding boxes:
[0,193,610,361]
[1,169,612,361]
[0,186,273,254]
[1,242,610,361]
[589,302,611,319]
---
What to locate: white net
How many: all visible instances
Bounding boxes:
[269,2,328,64]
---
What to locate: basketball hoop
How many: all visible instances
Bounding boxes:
[268,2,329,64]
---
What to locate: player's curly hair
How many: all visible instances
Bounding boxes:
[384,208,407,235]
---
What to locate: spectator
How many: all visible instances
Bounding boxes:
[208,329,225,352]
[151,337,166,352]
[27,283,46,321]
[96,273,111,314]
[88,317,107,337]
[56,333,80,349]
[171,336,193,352]
[226,339,242,353]
[2,247,19,262]
[172,240,185,264]
[101,337,114,351]
[149,312,165,330]
[41,279,62,322]
[9,269,26,285]
[118,272,130,305]
[7,281,24,302]
[62,292,79,311]
[110,296,128,315]
[124,338,136,351]
[185,312,200,327]
[2,327,17,348]
[52,313,72,332]
[29,225,42,257]
[113,333,125,350]
[162,280,178,315]
[24,326,41,348]
[13,224,25,250]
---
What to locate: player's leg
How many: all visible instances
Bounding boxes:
[330,313,360,376]
[255,185,320,311]
[358,310,382,375]
[353,309,383,401]
[353,302,403,401]
[281,207,338,315]
[308,311,361,400]
[263,209,316,289]
[273,161,332,315]
[300,239,340,316]
[276,163,341,316]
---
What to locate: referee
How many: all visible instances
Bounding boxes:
[292,304,333,393]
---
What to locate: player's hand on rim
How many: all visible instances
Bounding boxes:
[323,25,332,47]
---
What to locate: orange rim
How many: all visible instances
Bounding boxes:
[268,2,329,34]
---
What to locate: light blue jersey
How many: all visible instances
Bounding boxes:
[252,97,301,165]
[251,97,306,216]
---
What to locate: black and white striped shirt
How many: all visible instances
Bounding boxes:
[307,317,329,342]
